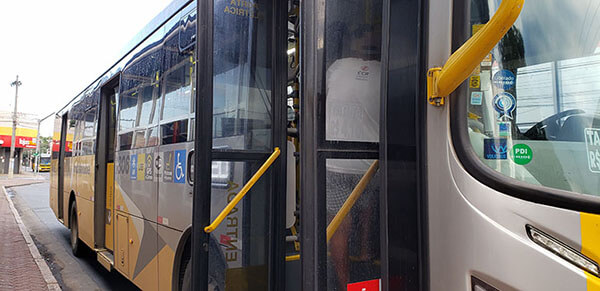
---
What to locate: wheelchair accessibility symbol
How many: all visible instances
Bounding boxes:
[173,149,186,184]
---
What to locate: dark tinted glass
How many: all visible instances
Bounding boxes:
[161,119,188,145]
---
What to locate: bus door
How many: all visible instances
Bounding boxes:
[114,29,164,284]
[299,0,426,290]
[56,113,69,221]
[192,0,289,289]
[96,78,119,251]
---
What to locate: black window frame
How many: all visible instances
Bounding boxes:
[450,0,600,214]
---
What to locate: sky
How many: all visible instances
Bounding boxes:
[0,0,173,136]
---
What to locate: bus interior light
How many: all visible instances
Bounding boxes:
[526,225,600,277]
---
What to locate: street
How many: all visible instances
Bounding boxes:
[8,174,140,291]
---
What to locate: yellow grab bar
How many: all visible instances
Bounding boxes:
[286,254,300,262]
[204,147,281,233]
[326,160,379,242]
[285,160,380,262]
[427,0,524,106]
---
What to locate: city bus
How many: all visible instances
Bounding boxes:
[49,0,600,290]
[33,153,51,172]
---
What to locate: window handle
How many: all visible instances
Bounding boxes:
[187,149,194,186]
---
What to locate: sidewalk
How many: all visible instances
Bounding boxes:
[0,174,59,290]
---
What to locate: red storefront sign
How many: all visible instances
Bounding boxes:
[347,279,381,291]
[51,140,72,153]
[0,135,36,149]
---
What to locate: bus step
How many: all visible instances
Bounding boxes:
[97,250,114,271]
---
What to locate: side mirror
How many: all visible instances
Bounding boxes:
[427,0,524,106]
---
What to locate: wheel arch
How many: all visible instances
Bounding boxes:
[67,191,76,228]
[172,225,192,291]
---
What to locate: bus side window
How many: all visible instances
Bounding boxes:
[161,20,194,145]
[178,9,196,52]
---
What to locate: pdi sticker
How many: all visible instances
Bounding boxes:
[512,144,532,165]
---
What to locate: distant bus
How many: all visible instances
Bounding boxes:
[33,153,51,172]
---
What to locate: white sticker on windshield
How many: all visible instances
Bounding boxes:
[584,128,600,173]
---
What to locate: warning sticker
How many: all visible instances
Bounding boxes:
[469,76,481,88]
[348,279,381,291]
[481,53,492,67]
[584,128,600,173]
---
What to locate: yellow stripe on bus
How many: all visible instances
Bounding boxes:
[580,213,600,290]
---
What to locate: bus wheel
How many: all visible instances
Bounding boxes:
[70,202,83,257]
[180,259,222,291]
[181,256,191,291]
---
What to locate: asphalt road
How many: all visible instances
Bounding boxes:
[8,174,140,291]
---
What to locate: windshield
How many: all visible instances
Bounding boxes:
[40,157,51,164]
[465,0,600,197]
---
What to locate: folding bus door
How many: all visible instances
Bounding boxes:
[300,0,427,290]
[192,0,289,290]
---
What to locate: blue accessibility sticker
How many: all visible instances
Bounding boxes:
[493,92,516,119]
[492,70,516,90]
[484,138,508,160]
[130,154,138,180]
[173,149,187,184]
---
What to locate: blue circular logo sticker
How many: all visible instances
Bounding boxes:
[493,92,516,119]
[493,70,516,90]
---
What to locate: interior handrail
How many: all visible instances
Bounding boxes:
[285,160,380,262]
[326,160,379,242]
[427,0,524,106]
[204,147,281,233]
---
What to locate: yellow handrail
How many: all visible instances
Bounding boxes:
[427,0,524,106]
[285,160,380,262]
[204,147,281,233]
[326,160,379,242]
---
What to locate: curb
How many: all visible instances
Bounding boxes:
[2,186,62,291]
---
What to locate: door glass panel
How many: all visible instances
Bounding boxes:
[208,160,271,290]
[326,159,380,290]
[324,0,383,143]
[465,0,600,197]
[213,0,272,151]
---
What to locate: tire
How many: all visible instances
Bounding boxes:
[70,202,83,257]
[179,237,225,291]
[180,257,222,291]
[181,256,191,291]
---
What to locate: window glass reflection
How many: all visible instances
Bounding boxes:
[326,159,380,290]
[207,160,270,290]
[324,0,382,143]
[119,28,163,135]
[467,0,600,197]
[213,0,272,151]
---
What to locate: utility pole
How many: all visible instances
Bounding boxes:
[9,76,22,178]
